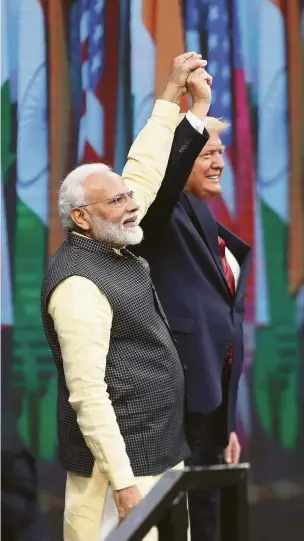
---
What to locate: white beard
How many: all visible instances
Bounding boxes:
[91,215,143,248]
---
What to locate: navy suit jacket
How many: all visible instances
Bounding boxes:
[133,117,251,432]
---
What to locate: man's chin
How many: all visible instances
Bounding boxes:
[92,222,143,248]
[125,225,144,245]
[208,184,221,198]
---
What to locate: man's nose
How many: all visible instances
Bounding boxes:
[213,154,225,169]
[126,196,139,213]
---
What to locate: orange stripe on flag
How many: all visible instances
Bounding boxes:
[143,0,189,111]
[142,0,157,41]
[270,0,304,292]
[47,0,71,256]
[285,0,304,293]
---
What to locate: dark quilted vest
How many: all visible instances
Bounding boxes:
[41,233,189,477]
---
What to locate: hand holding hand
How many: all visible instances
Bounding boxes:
[113,485,142,521]
[187,66,212,106]
[161,52,207,105]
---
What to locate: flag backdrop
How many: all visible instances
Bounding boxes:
[1,0,304,539]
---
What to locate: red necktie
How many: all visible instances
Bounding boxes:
[218,236,235,366]
[218,237,235,295]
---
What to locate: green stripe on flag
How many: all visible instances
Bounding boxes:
[12,199,57,461]
[253,201,300,449]
[1,80,15,181]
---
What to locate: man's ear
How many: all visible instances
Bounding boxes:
[70,208,90,231]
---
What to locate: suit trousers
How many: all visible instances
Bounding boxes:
[64,461,185,541]
[185,375,230,541]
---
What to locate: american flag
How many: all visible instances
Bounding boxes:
[205,0,237,227]
[186,0,250,133]
[78,0,105,162]
[205,1,233,146]
[185,0,235,222]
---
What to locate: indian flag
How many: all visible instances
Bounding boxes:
[130,0,156,139]
[13,0,57,461]
[130,0,187,140]
[1,0,14,327]
[253,0,301,450]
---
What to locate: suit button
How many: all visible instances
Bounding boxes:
[183,365,187,371]
[179,144,187,153]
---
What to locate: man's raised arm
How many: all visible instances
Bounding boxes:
[136,67,213,250]
[121,52,207,222]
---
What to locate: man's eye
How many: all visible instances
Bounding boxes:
[111,197,123,205]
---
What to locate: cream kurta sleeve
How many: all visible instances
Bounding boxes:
[48,99,181,491]
[122,98,180,221]
[48,276,135,490]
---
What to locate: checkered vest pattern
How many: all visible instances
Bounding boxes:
[41,233,189,477]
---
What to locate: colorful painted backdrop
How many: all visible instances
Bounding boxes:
[1,0,304,539]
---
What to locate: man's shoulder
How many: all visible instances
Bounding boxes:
[48,275,103,315]
[42,240,78,296]
[44,240,70,277]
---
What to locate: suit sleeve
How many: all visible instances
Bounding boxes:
[138,117,209,250]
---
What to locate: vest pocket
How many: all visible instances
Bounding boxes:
[167,313,194,334]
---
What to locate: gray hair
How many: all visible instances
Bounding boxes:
[58,163,111,230]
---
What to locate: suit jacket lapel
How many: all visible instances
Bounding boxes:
[217,222,251,297]
[217,222,250,266]
[182,193,231,297]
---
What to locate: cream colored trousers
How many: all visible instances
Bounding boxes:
[64,461,184,541]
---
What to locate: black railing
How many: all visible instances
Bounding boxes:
[105,463,249,541]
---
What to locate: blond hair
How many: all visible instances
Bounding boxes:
[178,113,230,135]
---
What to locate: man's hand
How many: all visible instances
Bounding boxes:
[161,52,207,105]
[224,432,241,464]
[113,485,142,521]
[187,66,212,106]
[187,66,213,119]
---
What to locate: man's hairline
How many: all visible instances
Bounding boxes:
[76,167,119,206]
[199,137,225,154]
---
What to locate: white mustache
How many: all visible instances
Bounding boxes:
[122,213,138,224]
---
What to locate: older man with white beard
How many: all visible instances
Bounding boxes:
[40,53,212,541]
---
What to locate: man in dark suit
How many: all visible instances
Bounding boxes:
[133,73,251,541]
